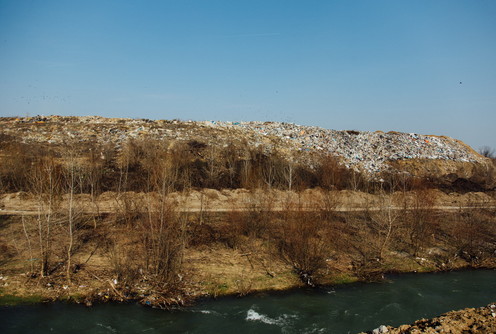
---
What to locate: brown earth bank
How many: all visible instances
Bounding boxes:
[1,189,495,308]
[361,303,496,334]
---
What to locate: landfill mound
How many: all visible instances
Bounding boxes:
[0,115,494,189]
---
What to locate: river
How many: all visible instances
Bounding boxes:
[1,270,495,333]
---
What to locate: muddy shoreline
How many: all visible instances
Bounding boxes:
[2,270,496,334]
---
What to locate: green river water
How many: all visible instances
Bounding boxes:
[1,270,495,333]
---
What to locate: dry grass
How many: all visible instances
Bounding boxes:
[183,240,300,297]
[1,190,495,306]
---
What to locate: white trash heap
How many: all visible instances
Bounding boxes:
[2,116,484,174]
[201,120,483,173]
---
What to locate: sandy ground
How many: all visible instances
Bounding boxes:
[1,188,495,215]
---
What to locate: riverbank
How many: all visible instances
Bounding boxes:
[1,267,496,309]
[2,270,496,333]
[1,189,495,308]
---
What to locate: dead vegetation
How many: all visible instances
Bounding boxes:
[0,129,495,306]
[1,189,495,306]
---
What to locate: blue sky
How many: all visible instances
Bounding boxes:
[1,1,495,150]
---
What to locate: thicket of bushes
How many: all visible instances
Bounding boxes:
[0,137,494,296]
[0,137,452,195]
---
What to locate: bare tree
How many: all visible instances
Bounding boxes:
[222,143,239,188]
[451,203,495,265]
[116,142,132,194]
[240,158,252,189]
[277,204,331,286]
[84,145,106,228]
[348,168,364,192]
[281,158,296,191]
[370,191,400,261]
[29,154,61,277]
[237,190,274,238]
[62,144,84,281]
[238,145,260,189]
[479,146,495,159]
[318,154,338,189]
[141,195,186,285]
[405,188,437,256]
[140,149,188,286]
[317,189,339,222]
[261,156,277,189]
[203,143,223,188]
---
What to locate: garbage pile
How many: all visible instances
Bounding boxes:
[0,116,485,175]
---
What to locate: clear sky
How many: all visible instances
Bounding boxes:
[1,0,495,150]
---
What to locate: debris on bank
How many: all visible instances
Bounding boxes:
[0,115,487,175]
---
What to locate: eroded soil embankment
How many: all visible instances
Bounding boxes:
[361,303,496,334]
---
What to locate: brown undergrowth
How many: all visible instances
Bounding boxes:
[1,189,495,307]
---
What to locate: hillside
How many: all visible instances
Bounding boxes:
[0,115,495,309]
[1,115,494,191]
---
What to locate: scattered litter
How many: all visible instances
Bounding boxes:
[0,116,485,175]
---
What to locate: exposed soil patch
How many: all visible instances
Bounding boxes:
[362,303,496,334]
